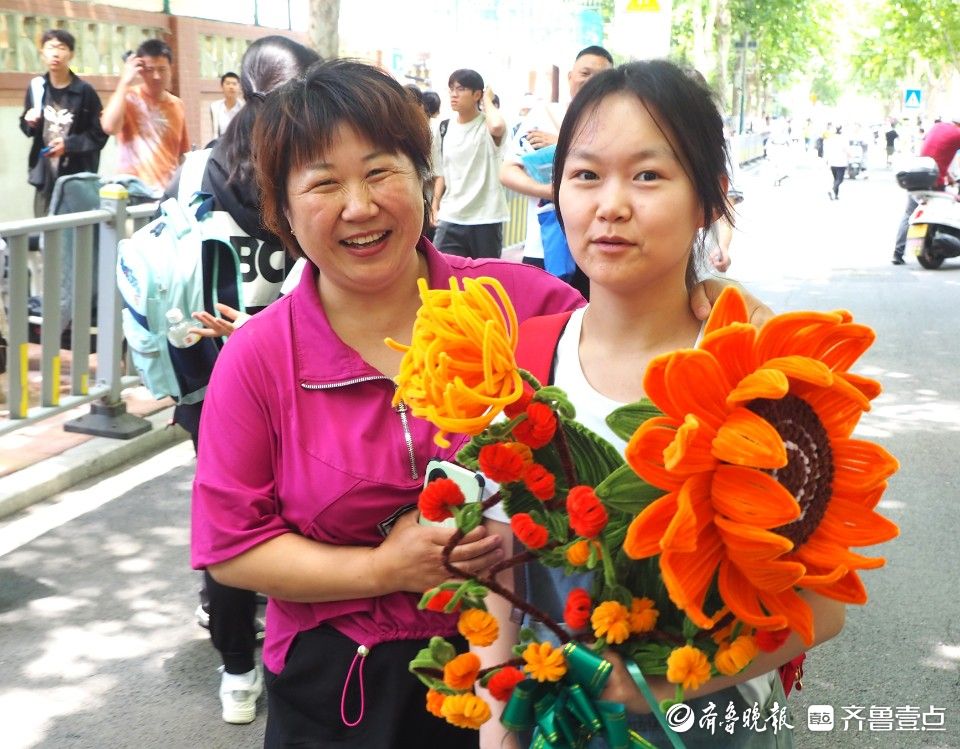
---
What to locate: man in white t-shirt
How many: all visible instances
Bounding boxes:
[500,46,614,275]
[210,71,243,139]
[431,68,508,259]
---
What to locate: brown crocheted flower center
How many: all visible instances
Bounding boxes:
[748,395,833,547]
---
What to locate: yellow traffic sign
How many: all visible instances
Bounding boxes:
[626,0,661,11]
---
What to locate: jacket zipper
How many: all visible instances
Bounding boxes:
[301,377,419,480]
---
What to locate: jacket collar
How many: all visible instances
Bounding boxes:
[42,71,82,94]
[290,238,455,386]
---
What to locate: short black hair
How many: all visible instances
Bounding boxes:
[40,29,75,52]
[448,69,484,92]
[220,71,239,85]
[422,91,441,117]
[576,45,613,65]
[405,84,424,106]
[136,38,173,63]
[254,59,432,258]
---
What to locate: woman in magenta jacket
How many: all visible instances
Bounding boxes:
[190,59,759,748]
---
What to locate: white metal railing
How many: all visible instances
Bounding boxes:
[0,185,157,438]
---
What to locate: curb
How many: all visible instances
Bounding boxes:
[0,407,188,520]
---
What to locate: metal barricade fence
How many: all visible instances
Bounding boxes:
[0,184,156,438]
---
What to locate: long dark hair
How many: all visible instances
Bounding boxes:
[553,60,732,288]
[221,35,320,188]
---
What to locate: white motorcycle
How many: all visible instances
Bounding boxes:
[897,157,960,269]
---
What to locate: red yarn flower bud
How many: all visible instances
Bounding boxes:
[510,513,549,549]
[563,587,592,630]
[512,402,558,449]
[566,486,608,538]
[419,478,466,522]
[478,443,526,484]
[523,462,556,501]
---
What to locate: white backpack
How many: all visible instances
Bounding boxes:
[116,150,244,403]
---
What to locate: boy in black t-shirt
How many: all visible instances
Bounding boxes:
[20,29,107,216]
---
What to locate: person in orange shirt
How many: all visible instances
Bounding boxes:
[101,38,189,192]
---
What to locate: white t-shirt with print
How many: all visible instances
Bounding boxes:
[434,112,509,225]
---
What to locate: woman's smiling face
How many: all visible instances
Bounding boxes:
[284,122,426,297]
[558,93,704,295]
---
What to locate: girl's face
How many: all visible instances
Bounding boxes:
[284,123,425,297]
[558,93,704,295]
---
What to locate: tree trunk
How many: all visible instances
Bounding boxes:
[308,0,341,59]
[714,0,732,114]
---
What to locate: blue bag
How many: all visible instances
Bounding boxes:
[536,201,576,281]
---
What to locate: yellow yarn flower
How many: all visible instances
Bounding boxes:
[387,277,524,448]
[591,600,632,645]
[457,609,499,647]
[628,597,660,634]
[522,641,567,682]
[714,635,759,676]
[666,645,712,691]
[441,693,492,729]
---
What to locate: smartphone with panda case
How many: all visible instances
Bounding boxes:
[418,459,485,528]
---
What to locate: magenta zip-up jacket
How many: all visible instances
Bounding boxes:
[191,239,583,674]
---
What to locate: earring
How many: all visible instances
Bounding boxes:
[290,228,296,236]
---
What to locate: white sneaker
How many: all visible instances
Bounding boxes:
[218,666,263,724]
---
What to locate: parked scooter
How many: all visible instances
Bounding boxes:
[846,141,867,179]
[897,157,960,269]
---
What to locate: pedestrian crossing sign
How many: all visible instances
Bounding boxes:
[904,88,922,109]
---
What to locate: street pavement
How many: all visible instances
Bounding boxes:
[1,146,958,748]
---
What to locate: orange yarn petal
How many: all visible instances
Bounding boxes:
[664,350,733,429]
[717,560,789,631]
[712,407,788,469]
[661,474,712,552]
[711,465,801,528]
[754,311,843,361]
[832,440,900,492]
[703,285,750,336]
[699,322,758,386]
[663,415,717,473]
[623,492,679,559]
[726,368,789,407]
[817,496,900,546]
[758,586,815,646]
[625,418,688,491]
[814,569,869,605]
[762,355,834,387]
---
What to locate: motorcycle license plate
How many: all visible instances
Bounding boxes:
[907,223,927,256]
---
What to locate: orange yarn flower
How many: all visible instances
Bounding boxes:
[666,645,711,691]
[457,609,499,647]
[523,462,556,501]
[441,693,491,729]
[565,539,592,566]
[628,597,659,634]
[714,635,759,676]
[522,641,567,682]
[426,688,447,718]
[513,401,558,449]
[388,277,524,448]
[591,600,632,644]
[567,486,609,538]
[419,478,466,522]
[486,666,526,701]
[623,287,900,645]
[443,652,481,690]
[563,588,592,630]
[478,443,526,484]
[511,513,549,550]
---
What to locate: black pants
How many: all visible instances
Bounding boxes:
[830,166,846,197]
[434,221,502,259]
[177,400,259,675]
[264,626,478,749]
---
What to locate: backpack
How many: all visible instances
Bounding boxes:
[116,150,244,404]
[438,118,449,156]
[515,310,807,697]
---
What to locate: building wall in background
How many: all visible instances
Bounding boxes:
[0,0,304,223]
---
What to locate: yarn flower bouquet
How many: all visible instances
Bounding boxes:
[387,278,899,747]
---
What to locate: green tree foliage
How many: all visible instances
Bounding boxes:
[849,0,960,102]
